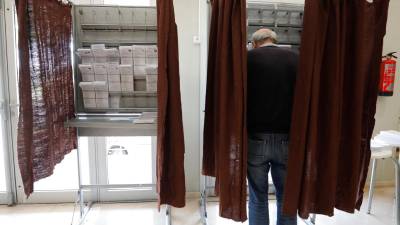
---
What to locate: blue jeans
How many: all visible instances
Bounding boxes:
[247,133,297,225]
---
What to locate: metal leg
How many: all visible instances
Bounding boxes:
[166,205,172,225]
[391,157,400,225]
[78,189,84,218]
[200,188,208,225]
[367,158,378,214]
[310,214,316,224]
[76,134,85,218]
[302,214,316,225]
[75,132,93,225]
[199,175,208,225]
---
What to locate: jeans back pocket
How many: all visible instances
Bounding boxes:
[248,137,265,157]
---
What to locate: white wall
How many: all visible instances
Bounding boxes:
[173,0,201,192]
[370,0,400,184]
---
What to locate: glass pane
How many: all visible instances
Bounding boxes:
[0,118,6,192]
[79,137,91,185]
[106,136,152,184]
[34,137,90,191]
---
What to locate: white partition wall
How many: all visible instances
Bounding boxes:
[0,0,9,204]
[0,0,18,205]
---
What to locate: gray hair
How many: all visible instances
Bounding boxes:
[251,28,278,43]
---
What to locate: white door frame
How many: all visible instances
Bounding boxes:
[0,0,19,205]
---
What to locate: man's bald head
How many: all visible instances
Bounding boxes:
[251,28,278,49]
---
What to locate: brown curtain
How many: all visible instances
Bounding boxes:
[202,0,248,221]
[156,0,186,208]
[283,0,390,218]
[16,0,76,197]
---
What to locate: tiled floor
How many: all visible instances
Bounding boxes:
[0,187,396,225]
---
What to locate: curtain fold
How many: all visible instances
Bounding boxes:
[283,0,390,218]
[16,0,76,197]
[203,0,248,221]
[156,0,186,208]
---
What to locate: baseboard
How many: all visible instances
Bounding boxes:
[364,180,395,191]
[186,192,201,199]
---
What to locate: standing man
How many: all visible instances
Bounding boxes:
[247,28,298,225]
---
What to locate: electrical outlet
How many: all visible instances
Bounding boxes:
[193,36,201,45]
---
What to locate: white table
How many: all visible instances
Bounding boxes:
[65,116,172,225]
[368,131,400,225]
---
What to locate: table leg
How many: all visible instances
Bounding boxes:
[367,158,378,214]
[391,157,400,225]
[200,189,208,225]
[166,205,172,225]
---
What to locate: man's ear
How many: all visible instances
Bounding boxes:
[252,41,256,48]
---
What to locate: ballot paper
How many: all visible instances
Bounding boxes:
[109,82,122,92]
[81,57,95,64]
[77,49,94,64]
[146,74,157,83]
[110,95,121,108]
[95,74,108,82]
[91,44,107,60]
[108,74,121,82]
[132,45,146,58]
[92,49,106,58]
[119,64,134,75]
[134,65,147,75]
[105,48,120,63]
[79,82,96,91]
[94,57,107,63]
[94,63,108,75]
[121,58,134,65]
[95,98,109,108]
[121,82,134,92]
[146,83,157,92]
[83,98,96,108]
[93,81,108,91]
[107,63,120,75]
[146,57,158,65]
[133,57,146,66]
[145,65,158,75]
[105,48,120,58]
[82,91,95,99]
[119,46,133,57]
[121,75,134,82]
[95,91,109,99]
[82,74,95,82]
[145,45,158,58]
[77,48,93,57]
[146,75,157,90]
[79,64,95,75]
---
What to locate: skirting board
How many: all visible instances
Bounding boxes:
[364,180,395,191]
[186,192,201,199]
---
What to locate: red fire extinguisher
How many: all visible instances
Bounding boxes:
[379,52,397,96]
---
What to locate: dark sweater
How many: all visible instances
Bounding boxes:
[247,45,299,134]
